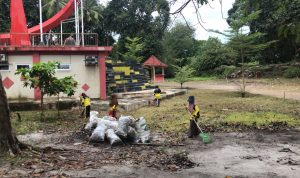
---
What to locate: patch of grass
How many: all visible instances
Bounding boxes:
[167,76,218,82]
[11,110,85,135]
[224,112,300,127]
[11,89,300,135]
[189,76,218,81]
[125,89,300,133]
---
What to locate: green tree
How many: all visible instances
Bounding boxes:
[190,37,237,75]
[228,0,300,63]
[121,37,145,64]
[15,62,78,119]
[43,0,67,18]
[0,0,10,32]
[162,23,196,76]
[173,65,194,88]
[214,11,275,97]
[51,76,78,117]
[103,0,170,58]
[0,74,20,155]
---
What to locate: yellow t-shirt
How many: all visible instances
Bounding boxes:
[154,93,161,99]
[192,105,200,117]
[83,97,91,107]
[110,105,117,111]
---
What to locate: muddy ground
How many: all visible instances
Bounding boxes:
[1,129,300,178]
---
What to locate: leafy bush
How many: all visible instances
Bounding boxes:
[222,66,237,78]
[212,65,238,78]
[283,67,300,78]
[190,38,237,76]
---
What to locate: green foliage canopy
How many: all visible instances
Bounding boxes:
[121,37,145,64]
[227,0,300,62]
[103,0,170,58]
[173,65,194,88]
[190,37,237,75]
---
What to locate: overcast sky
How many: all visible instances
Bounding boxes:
[99,0,235,42]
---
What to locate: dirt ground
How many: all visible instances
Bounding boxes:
[0,129,299,178]
[1,79,300,177]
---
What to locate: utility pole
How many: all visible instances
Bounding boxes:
[39,0,44,45]
[80,0,84,46]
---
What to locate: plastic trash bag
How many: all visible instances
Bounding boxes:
[135,117,150,143]
[102,115,117,121]
[98,119,118,130]
[90,111,99,123]
[115,116,134,138]
[127,126,137,142]
[84,121,97,132]
[89,123,107,142]
[106,129,122,146]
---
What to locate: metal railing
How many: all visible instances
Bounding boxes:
[0,33,99,47]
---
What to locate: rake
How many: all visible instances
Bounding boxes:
[192,118,211,144]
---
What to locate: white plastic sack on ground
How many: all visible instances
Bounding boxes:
[127,126,137,142]
[97,119,118,130]
[106,129,122,146]
[85,111,100,131]
[84,122,98,132]
[90,111,99,122]
[115,116,134,138]
[135,117,150,143]
[89,123,107,142]
[102,115,117,121]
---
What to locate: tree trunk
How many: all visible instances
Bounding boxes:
[57,94,60,118]
[40,91,44,121]
[0,74,20,154]
[241,48,246,98]
[180,83,183,89]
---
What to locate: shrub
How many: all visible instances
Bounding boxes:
[283,67,300,78]
[223,66,237,78]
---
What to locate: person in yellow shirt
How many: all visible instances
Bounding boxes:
[81,93,91,118]
[153,86,161,107]
[108,94,118,118]
[186,96,200,138]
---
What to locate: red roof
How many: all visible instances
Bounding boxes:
[143,55,168,68]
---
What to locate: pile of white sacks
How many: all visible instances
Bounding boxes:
[84,111,150,146]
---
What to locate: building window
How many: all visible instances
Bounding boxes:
[16,64,31,70]
[0,64,9,71]
[56,64,71,71]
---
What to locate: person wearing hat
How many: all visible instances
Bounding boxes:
[186,96,200,138]
[80,93,91,118]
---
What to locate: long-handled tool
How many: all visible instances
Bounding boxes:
[186,106,211,144]
[192,118,211,144]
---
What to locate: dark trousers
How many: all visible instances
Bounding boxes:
[85,105,90,118]
[188,117,200,138]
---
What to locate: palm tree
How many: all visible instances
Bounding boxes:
[43,0,68,18]
[83,0,103,31]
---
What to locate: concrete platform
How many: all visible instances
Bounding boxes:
[9,89,187,112]
[93,89,187,111]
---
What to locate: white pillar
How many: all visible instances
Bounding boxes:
[80,0,84,46]
[39,0,43,44]
[74,0,79,45]
[60,22,63,46]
